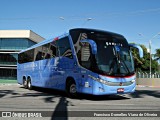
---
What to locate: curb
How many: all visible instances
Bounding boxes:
[137,85,160,88]
[0,83,18,85]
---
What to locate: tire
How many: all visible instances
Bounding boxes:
[27,78,32,90]
[66,80,77,98]
[23,79,28,89]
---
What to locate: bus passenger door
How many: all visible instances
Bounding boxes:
[55,36,75,90]
[78,40,97,94]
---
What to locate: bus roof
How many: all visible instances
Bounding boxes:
[69,28,125,38]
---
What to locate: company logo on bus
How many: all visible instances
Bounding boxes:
[119,82,123,86]
[106,42,123,46]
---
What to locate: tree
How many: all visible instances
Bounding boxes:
[154,48,160,73]
[130,44,158,73]
[131,44,143,71]
[154,49,160,61]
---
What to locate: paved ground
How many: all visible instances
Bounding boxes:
[0,84,159,120]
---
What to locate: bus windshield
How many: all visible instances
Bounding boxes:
[70,28,135,77]
[95,42,134,76]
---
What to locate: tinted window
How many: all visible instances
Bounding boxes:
[0,53,17,65]
[35,51,43,61]
[70,30,128,48]
[50,42,57,57]
[70,29,134,76]
[57,37,73,59]
[18,42,58,64]
[18,49,34,64]
[0,38,36,50]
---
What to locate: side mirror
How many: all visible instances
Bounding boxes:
[129,44,143,58]
[80,39,97,54]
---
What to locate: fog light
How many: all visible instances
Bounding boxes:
[131,79,136,83]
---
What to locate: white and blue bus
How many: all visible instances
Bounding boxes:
[17,28,143,97]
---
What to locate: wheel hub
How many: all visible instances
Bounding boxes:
[70,84,76,93]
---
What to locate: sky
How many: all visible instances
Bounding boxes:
[0,0,160,53]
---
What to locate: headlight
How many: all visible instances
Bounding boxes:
[88,75,108,84]
[88,75,135,86]
[131,79,136,83]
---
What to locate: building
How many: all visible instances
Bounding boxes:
[0,30,44,80]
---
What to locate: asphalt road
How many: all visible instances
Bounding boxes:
[0,84,159,120]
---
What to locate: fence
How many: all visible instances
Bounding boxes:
[136,72,160,87]
[136,72,160,78]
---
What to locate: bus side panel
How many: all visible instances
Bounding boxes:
[17,63,23,85]
[77,70,93,94]
[42,58,65,90]
[55,57,76,91]
[30,58,60,89]
[31,60,43,87]
[17,62,35,84]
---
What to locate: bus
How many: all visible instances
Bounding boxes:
[17,28,143,97]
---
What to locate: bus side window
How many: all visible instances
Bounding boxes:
[50,44,57,58]
[57,37,73,59]
[45,54,51,59]
[42,43,50,59]
[26,49,34,62]
[36,51,43,61]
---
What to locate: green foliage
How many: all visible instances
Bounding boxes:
[130,44,158,73]
[154,49,160,61]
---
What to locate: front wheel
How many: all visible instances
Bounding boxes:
[66,81,77,98]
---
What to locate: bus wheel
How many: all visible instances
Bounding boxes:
[27,78,32,90]
[23,79,28,89]
[67,80,77,98]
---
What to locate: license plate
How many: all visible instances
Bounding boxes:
[117,88,124,93]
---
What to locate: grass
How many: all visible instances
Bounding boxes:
[0,79,17,84]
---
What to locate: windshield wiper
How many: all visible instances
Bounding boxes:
[120,58,131,74]
[109,46,131,75]
[109,57,131,76]
[109,57,118,75]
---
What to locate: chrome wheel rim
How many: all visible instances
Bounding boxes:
[70,84,76,94]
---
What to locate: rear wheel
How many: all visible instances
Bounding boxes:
[66,80,77,98]
[23,78,28,89]
[27,78,32,90]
